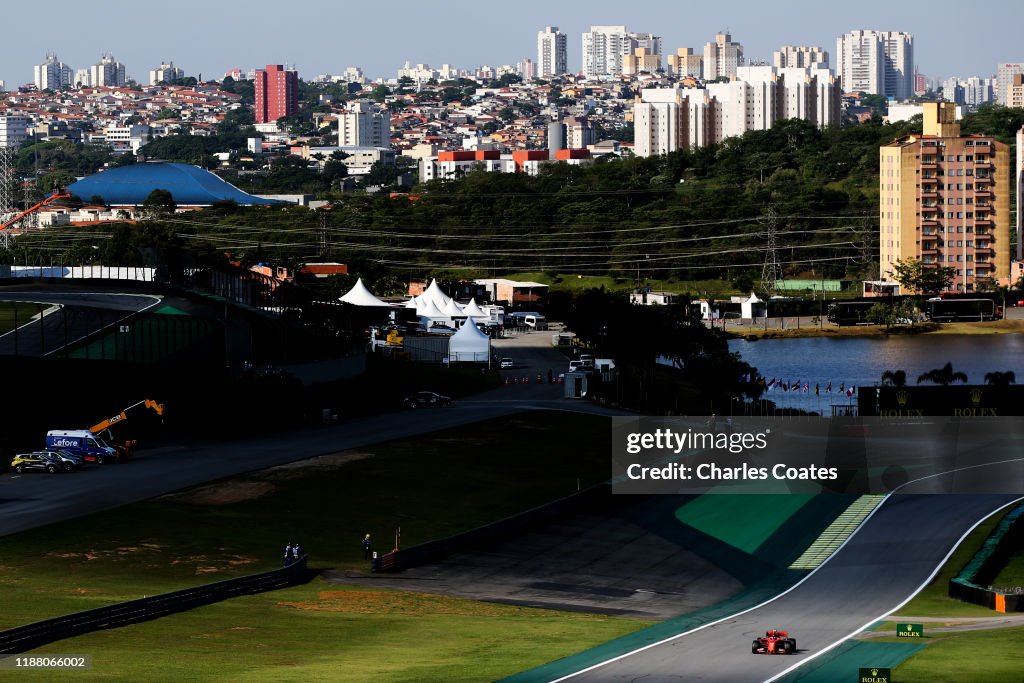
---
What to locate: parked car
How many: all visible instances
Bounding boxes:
[38,449,84,470]
[11,452,66,474]
[403,391,452,409]
[499,358,514,369]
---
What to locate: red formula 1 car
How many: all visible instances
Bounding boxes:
[751,629,797,654]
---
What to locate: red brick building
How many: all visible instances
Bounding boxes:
[254,65,298,124]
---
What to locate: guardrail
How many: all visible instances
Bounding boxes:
[373,485,611,573]
[0,556,309,654]
[949,505,1024,612]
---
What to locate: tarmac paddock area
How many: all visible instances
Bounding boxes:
[330,495,746,621]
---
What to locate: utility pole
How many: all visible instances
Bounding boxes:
[760,204,780,295]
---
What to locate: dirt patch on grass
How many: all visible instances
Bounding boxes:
[166,481,276,505]
[262,452,375,479]
[278,589,605,619]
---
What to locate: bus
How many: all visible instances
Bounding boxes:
[826,301,876,326]
[924,298,998,322]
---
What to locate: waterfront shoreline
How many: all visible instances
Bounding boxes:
[723,319,1024,340]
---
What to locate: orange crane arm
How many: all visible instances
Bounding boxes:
[1,191,72,230]
[89,399,166,434]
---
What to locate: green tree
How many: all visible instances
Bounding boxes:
[917,362,968,386]
[142,188,176,216]
[889,258,954,295]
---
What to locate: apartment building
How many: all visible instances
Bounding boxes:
[89,54,127,87]
[254,64,298,124]
[537,26,567,79]
[34,52,74,90]
[0,116,30,147]
[622,48,661,76]
[996,63,1024,106]
[702,32,743,81]
[879,102,1010,292]
[773,46,828,69]
[633,64,839,156]
[836,30,913,99]
[149,61,184,85]
[338,101,390,148]
[582,26,660,79]
[666,48,702,78]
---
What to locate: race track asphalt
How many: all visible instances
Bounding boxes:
[0,291,161,356]
[552,488,1022,683]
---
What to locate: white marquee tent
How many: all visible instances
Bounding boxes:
[339,278,392,307]
[448,317,490,362]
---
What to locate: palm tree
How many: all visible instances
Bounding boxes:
[984,371,1016,387]
[881,369,907,387]
[917,362,968,386]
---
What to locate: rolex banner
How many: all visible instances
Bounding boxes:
[858,668,891,683]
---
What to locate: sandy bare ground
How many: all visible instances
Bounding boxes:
[160,451,375,505]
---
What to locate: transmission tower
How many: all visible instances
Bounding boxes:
[0,144,15,217]
[21,174,40,231]
[0,144,16,249]
[760,204,781,294]
[317,207,328,257]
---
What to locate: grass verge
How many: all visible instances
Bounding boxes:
[0,301,46,335]
[883,625,1024,683]
[0,411,612,629]
[894,508,1011,618]
[6,581,652,683]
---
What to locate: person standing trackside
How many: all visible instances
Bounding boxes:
[362,534,372,560]
[284,542,294,567]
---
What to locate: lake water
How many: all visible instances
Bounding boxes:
[728,334,1024,412]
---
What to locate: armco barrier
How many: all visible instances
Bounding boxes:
[374,485,613,573]
[0,556,309,654]
[949,505,1024,612]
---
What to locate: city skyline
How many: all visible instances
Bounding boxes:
[0,0,1021,87]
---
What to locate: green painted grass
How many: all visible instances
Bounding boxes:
[892,625,1024,683]
[10,581,651,683]
[0,411,612,629]
[676,494,815,554]
[895,509,1012,618]
[780,640,923,683]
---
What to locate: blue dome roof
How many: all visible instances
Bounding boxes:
[68,163,283,206]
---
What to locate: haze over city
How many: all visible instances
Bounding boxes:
[1,0,1022,87]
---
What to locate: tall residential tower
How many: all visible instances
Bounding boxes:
[537,26,567,79]
[254,64,299,124]
[836,30,913,99]
[879,103,1009,292]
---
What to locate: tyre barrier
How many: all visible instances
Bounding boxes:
[949,505,1024,612]
[0,556,309,653]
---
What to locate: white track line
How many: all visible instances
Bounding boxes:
[549,490,894,682]
[552,454,1024,683]
[763,493,1024,683]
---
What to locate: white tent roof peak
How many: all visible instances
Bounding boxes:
[451,318,489,340]
[418,299,448,319]
[404,296,419,309]
[339,278,391,307]
[461,298,487,318]
[423,278,452,307]
[443,298,465,316]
